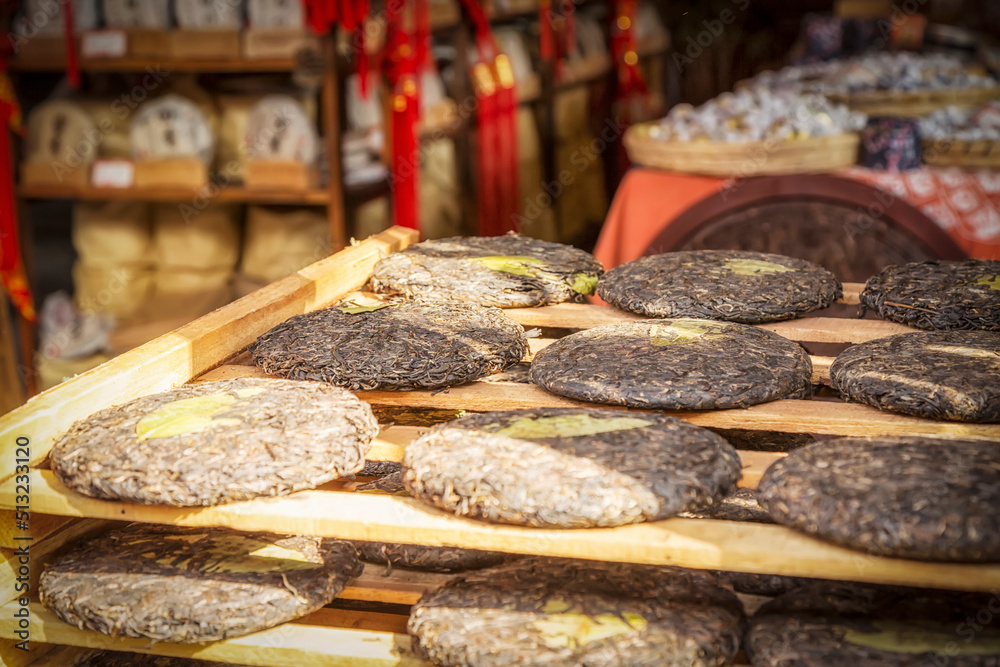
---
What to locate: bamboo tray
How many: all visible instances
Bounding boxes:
[828,86,1000,118]
[923,137,1000,169]
[3,226,1000,665]
[623,123,860,177]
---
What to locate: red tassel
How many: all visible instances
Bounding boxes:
[611,0,647,99]
[391,78,420,231]
[64,0,80,88]
[539,0,554,62]
[473,62,498,236]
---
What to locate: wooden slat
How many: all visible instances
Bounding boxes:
[0,513,74,550]
[4,472,998,592]
[0,604,425,667]
[351,385,1000,439]
[0,519,115,606]
[1,639,58,667]
[343,566,450,606]
[0,227,418,485]
[23,644,72,666]
[842,282,862,305]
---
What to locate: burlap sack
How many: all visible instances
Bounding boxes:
[80,99,132,159]
[241,206,330,283]
[72,262,154,323]
[152,204,240,270]
[420,139,463,240]
[73,202,152,265]
[152,267,234,322]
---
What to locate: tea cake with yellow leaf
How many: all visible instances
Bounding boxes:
[49,377,378,506]
[369,233,603,307]
[860,259,1000,330]
[402,408,742,528]
[252,300,527,390]
[598,249,841,323]
[40,524,361,643]
[830,331,1000,422]
[408,558,745,666]
[530,319,813,409]
[747,582,1000,666]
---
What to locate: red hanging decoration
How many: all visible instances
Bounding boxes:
[305,0,338,34]
[494,54,518,235]
[539,0,554,62]
[610,0,647,99]
[0,67,35,323]
[385,1,421,232]
[353,0,372,99]
[63,0,80,88]
[471,61,499,236]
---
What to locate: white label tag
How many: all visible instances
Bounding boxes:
[91,160,135,188]
[81,30,128,58]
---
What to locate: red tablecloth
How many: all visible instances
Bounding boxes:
[594,167,1000,269]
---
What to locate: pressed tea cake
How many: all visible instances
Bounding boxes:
[830,331,1000,422]
[529,319,812,410]
[747,582,1000,666]
[251,300,528,390]
[402,408,742,528]
[597,250,841,323]
[370,233,603,307]
[408,558,745,666]
[40,524,362,643]
[49,377,378,506]
[758,437,1000,562]
[859,259,1000,330]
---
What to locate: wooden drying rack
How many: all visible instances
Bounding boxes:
[2,226,999,666]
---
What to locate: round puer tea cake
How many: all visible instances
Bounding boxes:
[830,330,1000,422]
[370,234,603,307]
[409,557,745,667]
[758,436,1000,561]
[352,473,511,572]
[403,408,742,528]
[860,259,1000,330]
[747,581,1000,666]
[529,319,813,410]
[49,377,378,506]
[251,300,527,391]
[40,524,362,643]
[597,250,841,323]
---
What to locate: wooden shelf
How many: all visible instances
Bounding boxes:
[17,184,330,205]
[10,56,299,73]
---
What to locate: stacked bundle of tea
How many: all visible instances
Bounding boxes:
[150,204,239,322]
[236,205,331,297]
[71,202,155,326]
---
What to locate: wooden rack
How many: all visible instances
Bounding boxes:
[2,226,998,665]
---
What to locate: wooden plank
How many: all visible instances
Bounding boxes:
[0,513,74,550]
[1,639,58,667]
[0,228,418,485]
[0,604,425,667]
[0,519,115,606]
[351,385,1000,439]
[25,645,85,666]
[842,282,862,305]
[5,472,998,592]
[343,567,450,606]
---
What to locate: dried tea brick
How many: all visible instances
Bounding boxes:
[758,437,1000,562]
[403,408,742,528]
[530,319,813,410]
[598,250,841,323]
[40,524,362,643]
[252,300,527,391]
[49,378,378,506]
[371,234,603,307]
[830,331,1000,422]
[860,259,1000,330]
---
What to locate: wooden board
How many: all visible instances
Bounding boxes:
[0,227,418,486]
[0,604,425,667]
[5,471,998,593]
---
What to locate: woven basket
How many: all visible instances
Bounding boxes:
[829,86,1000,117]
[922,138,1000,169]
[623,123,860,177]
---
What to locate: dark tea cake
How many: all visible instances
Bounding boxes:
[370,233,603,307]
[529,319,813,410]
[830,330,1000,422]
[40,524,362,643]
[597,250,841,323]
[859,259,1000,330]
[402,408,742,528]
[758,436,1000,561]
[49,377,378,506]
[408,558,745,667]
[747,582,1000,666]
[251,300,527,391]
